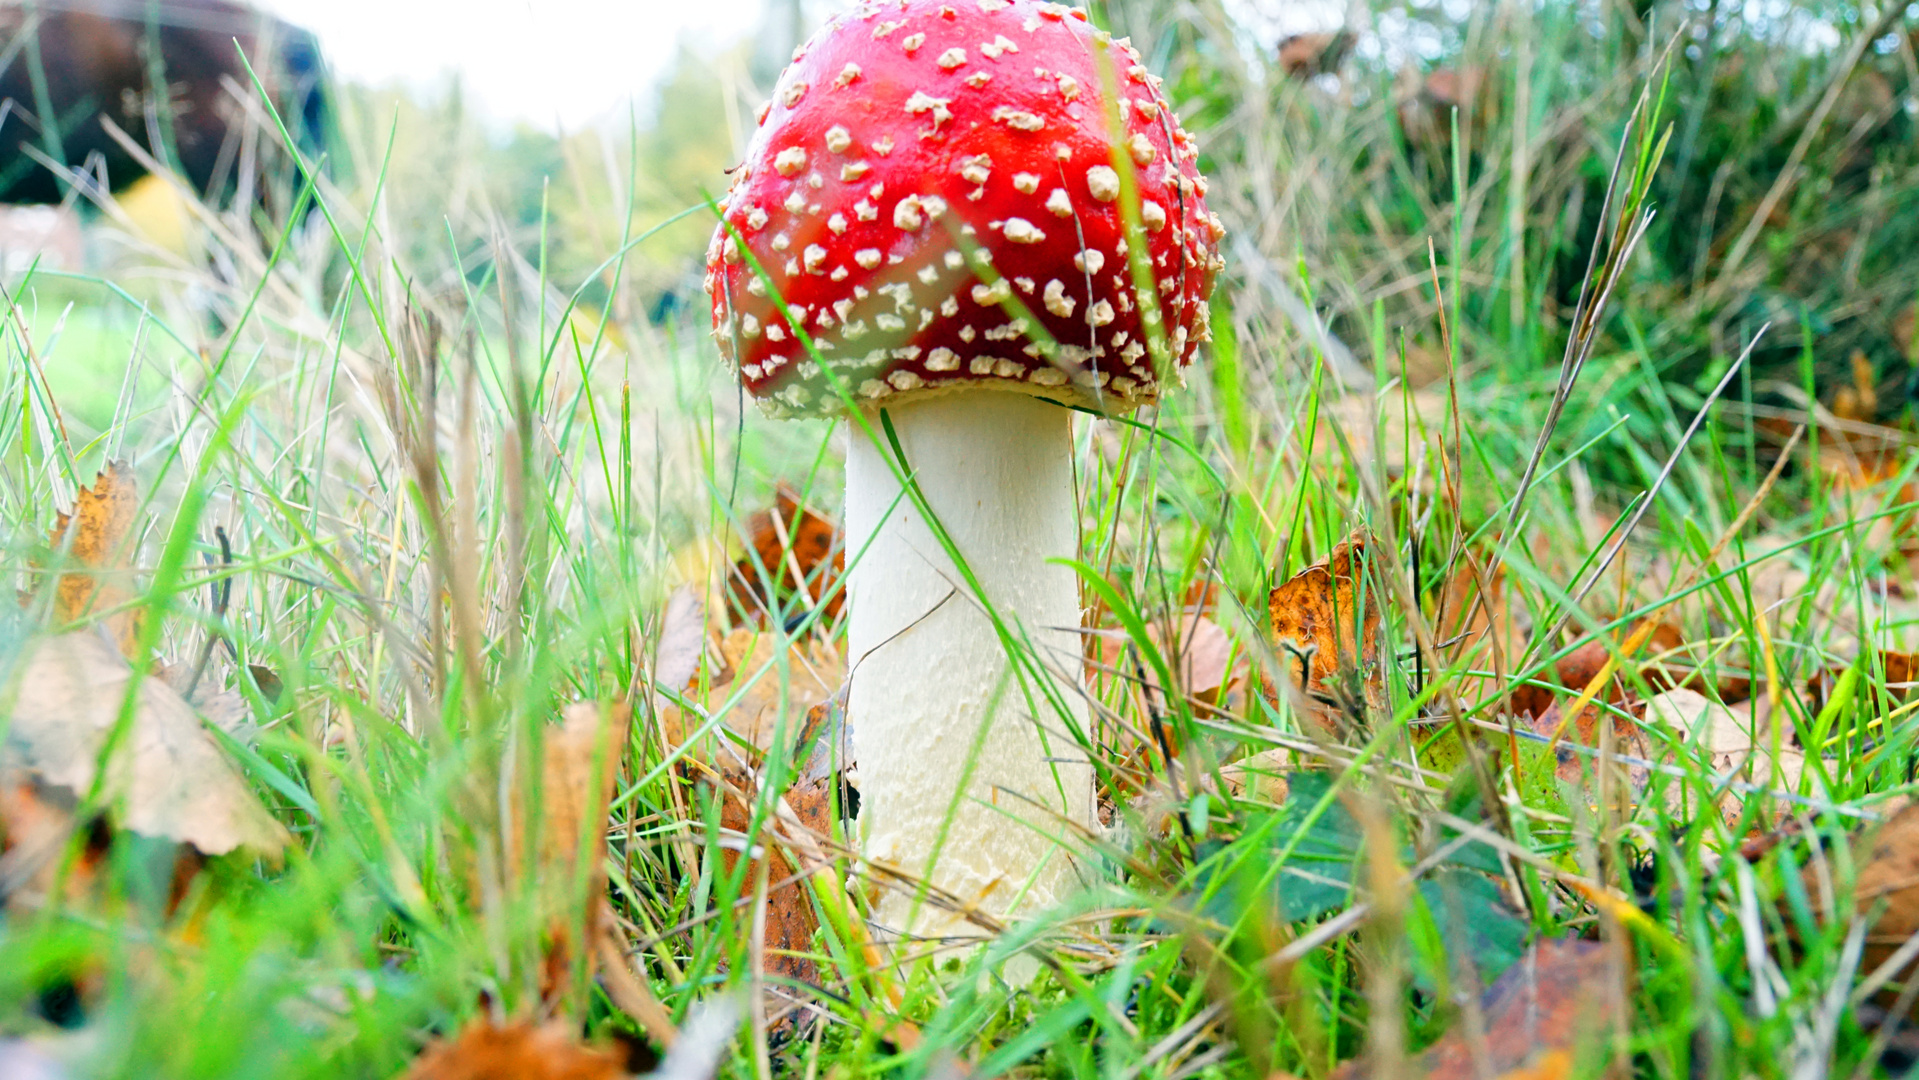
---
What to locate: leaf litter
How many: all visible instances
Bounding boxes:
[3,462,291,889]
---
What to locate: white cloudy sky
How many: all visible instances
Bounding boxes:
[253,0,1360,130]
[257,0,772,129]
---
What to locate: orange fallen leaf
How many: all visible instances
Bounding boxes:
[400,1017,637,1080]
[726,486,844,628]
[1267,534,1381,735]
[1333,937,1625,1078]
[710,766,834,989]
[40,462,143,657]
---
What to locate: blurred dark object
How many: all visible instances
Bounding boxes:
[0,0,326,208]
[1277,30,1353,80]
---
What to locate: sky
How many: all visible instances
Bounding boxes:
[257,0,771,129]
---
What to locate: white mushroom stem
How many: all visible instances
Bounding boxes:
[844,391,1094,939]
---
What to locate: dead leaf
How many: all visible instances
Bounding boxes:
[1332,937,1625,1079]
[1805,649,1919,716]
[1089,615,1246,720]
[40,463,143,657]
[726,486,843,628]
[1277,30,1353,79]
[1434,559,1522,713]
[0,774,88,904]
[1220,747,1296,804]
[1267,534,1382,735]
[1796,801,1919,1008]
[1644,689,1806,817]
[400,1017,636,1080]
[706,628,843,760]
[1,629,289,859]
[1508,622,1706,721]
[1832,350,1882,424]
[711,767,833,988]
[653,586,710,700]
[507,702,630,1008]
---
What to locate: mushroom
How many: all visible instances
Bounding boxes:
[703,0,1222,938]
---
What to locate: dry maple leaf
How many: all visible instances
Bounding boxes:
[506,702,630,1008]
[1333,937,1626,1079]
[1267,534,1382,735]
[2,629,289,859]
[39,462,143,657]
[726,486,844,628]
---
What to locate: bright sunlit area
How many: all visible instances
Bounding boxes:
[258,0,774,129]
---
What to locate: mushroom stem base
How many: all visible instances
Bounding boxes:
[844,391,1093,941]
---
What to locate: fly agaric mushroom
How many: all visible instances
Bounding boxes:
[704,0,1222,937]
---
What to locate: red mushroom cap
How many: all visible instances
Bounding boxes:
[703,0,1224,418]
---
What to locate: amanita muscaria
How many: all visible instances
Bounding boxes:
[704,0,1221,937]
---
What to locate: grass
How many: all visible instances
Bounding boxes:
[6,0,1919,1076]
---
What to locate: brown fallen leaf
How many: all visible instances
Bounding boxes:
[39,462,143,657]
[726,486,844,628]
[705,629,844,757]
[1641,689,1805,822]
[507,702,630,1009]
[1220,747,1296,804]
[654,592,845,989]
[1333,937,1625,1079]
[1,629,289,860]
[1433,558,1522,714]
[1089,614,1246,721]
[1805,648,1919,716]
[709,766,834,989]
[1507,616,1737,721]
[1796,801,1919,1010]
[652,586,711,702]
[400,1017,637,1080]
[1267,534,1381,735]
